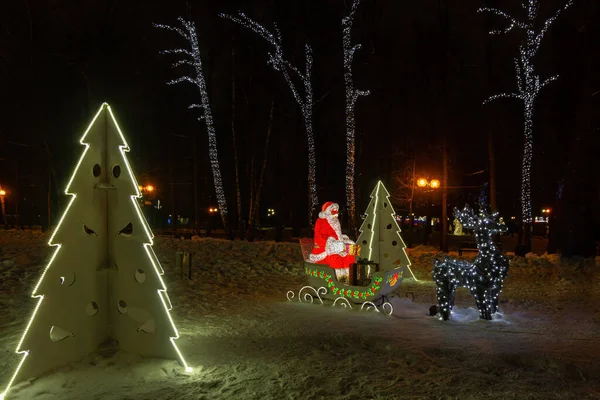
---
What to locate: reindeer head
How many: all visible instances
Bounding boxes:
[454,204,508,236]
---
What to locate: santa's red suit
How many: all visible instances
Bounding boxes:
[309,202,356,270]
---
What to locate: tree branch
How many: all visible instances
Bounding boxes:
[154,22,190,41]
[483,92,522,105]
[540,74,559,89]
[166,76,196,86]
[534,0,574,53]
[478,7,528,34]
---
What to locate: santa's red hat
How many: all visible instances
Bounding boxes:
[319,202,338,219]
[321,201,335,212]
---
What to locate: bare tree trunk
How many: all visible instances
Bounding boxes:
[441,133,448,252]
[488,130,497,212]
[44,138,52,230]
[250,100,274,239]
[170,139,177,234]
[246,157,255,240]
[342,0,370,235]
[231,40,243,239]
[438,0,449,252]
[47,167,51,229]
[409,154,416,215]
[14,160,19,226]
[192,133,199,234]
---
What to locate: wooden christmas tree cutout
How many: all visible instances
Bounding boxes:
[1,103,191,400]
[357,181,417,280]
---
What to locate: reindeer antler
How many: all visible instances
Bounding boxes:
[454,204,477,229]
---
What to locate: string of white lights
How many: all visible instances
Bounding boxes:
[432,205,509,320]
[155,18,229,226]
[479,0,573,225]
[221,12,318,223]
[343,0,370,229]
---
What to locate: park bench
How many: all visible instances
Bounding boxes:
[458,239,502,256]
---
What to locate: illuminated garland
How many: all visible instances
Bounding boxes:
[342,0,370,229]
[305,267,383,300]
[155,18,229,227]
[0,104,191,400]
[479,0,573,224]
[432,204,509,320]
[221,12,318,223]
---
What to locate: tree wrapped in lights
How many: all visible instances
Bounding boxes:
[357,181,416,279]
[155,18,229,234]
[221,12,318,224]
[432,204,509,320]
[478,0,573,251]
[1,103,190,400]
[342,0,370,233]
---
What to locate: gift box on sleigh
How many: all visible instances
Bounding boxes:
[349,258,379,286]
[345,243,361,257]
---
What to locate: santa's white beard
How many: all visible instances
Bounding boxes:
[327,215,342,239]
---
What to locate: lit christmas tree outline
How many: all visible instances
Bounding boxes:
[479,0,574,225]
[357,181,417,280]
[221,12,318,224]
[1,103,191,400]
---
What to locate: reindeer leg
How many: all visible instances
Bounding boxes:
[488,278,504,316]
[433,259,456,320]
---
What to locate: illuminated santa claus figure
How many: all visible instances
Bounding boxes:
[309,202,356,282]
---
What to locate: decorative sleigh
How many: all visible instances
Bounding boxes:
[286,238,406,316]
[286,181,414,316]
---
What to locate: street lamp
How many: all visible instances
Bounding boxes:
[416,177,440,189]
[0,187,6,225]
[416,177,440,245]
[139,184,156,194]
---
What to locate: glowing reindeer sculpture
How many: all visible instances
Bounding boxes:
[432,205,509,320]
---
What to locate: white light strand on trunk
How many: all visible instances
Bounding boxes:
[343,0,370,230]
[155,17,228,219]
[478,0,573,224]
[221,12,318,223]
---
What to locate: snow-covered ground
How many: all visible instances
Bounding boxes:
[1,229,599,399]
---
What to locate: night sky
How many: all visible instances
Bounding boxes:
[0,0,598,229]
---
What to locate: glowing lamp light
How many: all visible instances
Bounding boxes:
[417,178,428,188]
[209,207,218,213]
[429,179,440,189]
[0,189,5,196]
[146,185,155,193]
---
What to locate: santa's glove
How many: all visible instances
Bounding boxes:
[325,237,346,255]
[341,235,354,244]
